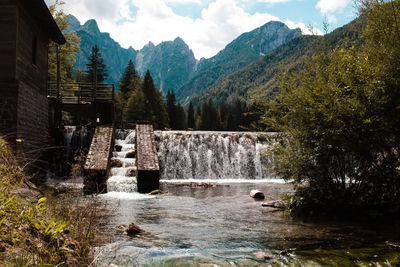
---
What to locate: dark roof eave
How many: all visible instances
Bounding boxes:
[20,0,66,44]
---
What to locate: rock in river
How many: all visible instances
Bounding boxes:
[126,223,144,236]
[250,190,265,199]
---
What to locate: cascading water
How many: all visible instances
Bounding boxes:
[155,131,280,181]
[106,130,138,195]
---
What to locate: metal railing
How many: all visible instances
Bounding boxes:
[47,82,115,104]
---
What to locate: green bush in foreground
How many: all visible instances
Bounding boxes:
[0,138,96,265]
[264,0,400,219]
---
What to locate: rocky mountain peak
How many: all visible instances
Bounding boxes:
[81,19,101,36]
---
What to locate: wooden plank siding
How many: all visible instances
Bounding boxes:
[0,0,54,153]
[0,5,17,81]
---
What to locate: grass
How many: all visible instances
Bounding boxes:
[0,137,104,266]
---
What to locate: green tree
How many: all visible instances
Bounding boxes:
[187,101,195,129]
[142,70,168,129]
[263,0,400,218]
[86,45,108,83]
[48,0,81,82]
[119,60,138,99]
[124,82,148,124]
[166,90,178,129]
[176,104,187,130]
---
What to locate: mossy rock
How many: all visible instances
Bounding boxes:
[148,189,163,195]
[126,151,136,158]
[110,159,123,168]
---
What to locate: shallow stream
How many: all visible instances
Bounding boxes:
[93,183,400,266]
[60,129,400,266]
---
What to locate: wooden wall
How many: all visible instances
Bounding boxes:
[0,0,50,152]
[0,5,17,81]
[0,4,18,139]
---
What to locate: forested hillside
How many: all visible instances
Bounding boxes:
[191,17,364,106]
[175,21,301,104]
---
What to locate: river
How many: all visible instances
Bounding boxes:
[61,129,400,266]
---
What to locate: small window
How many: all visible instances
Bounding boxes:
[32,35,37,65]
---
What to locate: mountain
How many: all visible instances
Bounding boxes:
[68,15,137,87]
[190,17,364,107]
[175,21,301,104]
[134,37,197,95]
[67,15,303,99]
[68,15,196,93]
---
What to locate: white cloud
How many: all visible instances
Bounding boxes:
[49,0,315,59]
[285,20,323,35]
[241,0,290,2]
[316,0,351,22]
[165,0,202,3]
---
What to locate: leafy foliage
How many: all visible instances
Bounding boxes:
[0,139,87,265]
[48,0,81,83]
[264,0,400,218]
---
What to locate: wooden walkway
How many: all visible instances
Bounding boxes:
[83,125,114,193]
[136,123,159,193]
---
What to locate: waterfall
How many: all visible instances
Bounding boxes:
[155,131,279,181]
[107,130,137,193]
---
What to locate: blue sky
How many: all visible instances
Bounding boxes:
[48,0,357,59]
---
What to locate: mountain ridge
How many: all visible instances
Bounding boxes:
[175,21,301,104]
[189,17,364,107]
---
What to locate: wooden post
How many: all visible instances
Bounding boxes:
[136,123,160,193]
[56,45,60,100]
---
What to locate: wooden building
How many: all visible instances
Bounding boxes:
[0,0,65,151]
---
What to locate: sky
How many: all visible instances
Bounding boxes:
[46,0,357,59]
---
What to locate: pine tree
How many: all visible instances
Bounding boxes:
[119,60,138,99]
[86,45,108,83]
[142,70,168,129]
[176,104,187,130]
[124,83,148,123]
[187,101,195,129]
[166,90,178,129]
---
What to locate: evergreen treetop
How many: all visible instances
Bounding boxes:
[86,45,108,83]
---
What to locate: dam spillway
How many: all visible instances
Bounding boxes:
[155,131,279,181]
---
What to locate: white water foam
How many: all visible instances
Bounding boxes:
[160,179,286,184]
[108,130,138,193]
[155,131,279,180]
[100,191,155,200]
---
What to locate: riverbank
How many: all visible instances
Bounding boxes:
[0,138,101,266]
